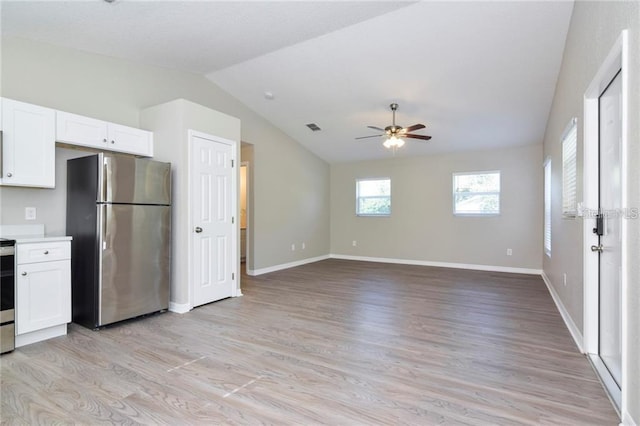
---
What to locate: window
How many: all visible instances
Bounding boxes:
[562,118,578,217]
[544,159,552,256]
[356,178,390,216]
[453,171,500,215]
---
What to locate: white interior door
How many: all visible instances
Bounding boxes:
[597,70,622,387]
[190,132,236,307]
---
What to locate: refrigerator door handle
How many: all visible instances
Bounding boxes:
[97,204,105,325]
[99,153,108,203]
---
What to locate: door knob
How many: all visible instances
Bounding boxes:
[195,226,203,233]
[591,245,603,253]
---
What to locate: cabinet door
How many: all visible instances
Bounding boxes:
[56,110,109,149]
[16,260,71,335]
[1,98,55,188]
[108,123,153,157]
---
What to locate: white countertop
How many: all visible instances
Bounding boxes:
[9,235,72,244]
[0,224,72,243]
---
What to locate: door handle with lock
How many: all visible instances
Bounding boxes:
[593,213,604,236]
[194,226,203,233]
[591,245,603,253]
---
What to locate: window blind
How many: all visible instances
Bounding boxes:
[562,118,578,217]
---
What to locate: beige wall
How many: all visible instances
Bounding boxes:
[0,37,330,273]
[140,99,242,307]
[541,1,640,423]
[331,144,543,270]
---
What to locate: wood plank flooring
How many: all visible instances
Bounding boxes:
[0,259,618,424]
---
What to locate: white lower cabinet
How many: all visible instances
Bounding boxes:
[15,240,71,347]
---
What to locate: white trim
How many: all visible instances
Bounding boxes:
[15,324,66,348]
[588,354,622,415]
[621,411,637,426]
[247,255,330,276]
[169,302,191,314]
[541,271,584,353]
[330,254,541,275]
[583,29,628,417]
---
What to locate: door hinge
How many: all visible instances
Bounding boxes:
[232,273,235,280]
[232,216,235,224]
[231,159,235,167]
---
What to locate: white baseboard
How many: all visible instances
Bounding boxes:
[622,411,638,426]
[16,324,67,348]
[169,301,191,314]
[247,254,330,276]
[541,271,584,353]
[329,254,542,275]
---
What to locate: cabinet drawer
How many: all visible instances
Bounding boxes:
[17,242,70,264]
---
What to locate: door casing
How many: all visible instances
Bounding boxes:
[187,129,238,309]
[583,30,628,413]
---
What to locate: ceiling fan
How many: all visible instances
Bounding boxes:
[356,103,431,149]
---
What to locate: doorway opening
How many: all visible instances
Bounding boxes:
[240,142,254,274]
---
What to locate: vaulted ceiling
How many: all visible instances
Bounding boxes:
[2,1,573,163]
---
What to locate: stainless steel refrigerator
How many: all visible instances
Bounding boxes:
[66,153,171,329]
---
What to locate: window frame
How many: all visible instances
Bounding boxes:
[452,170,501,216]
[544,158,552,257]
[355,177,391,217]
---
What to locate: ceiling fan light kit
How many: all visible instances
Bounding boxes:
[383,135,405,149]
[356,103,431,150]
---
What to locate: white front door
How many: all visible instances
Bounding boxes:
[190,131,236,307]
[597,70,623,387]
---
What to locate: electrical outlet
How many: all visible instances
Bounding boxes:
[25,207,36,220]
[302,242,306,250]
[291,243,296,251]
[506,248,512,256]
[563,273,567,286]
[352,240,357,247]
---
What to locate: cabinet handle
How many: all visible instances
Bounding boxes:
[44,250,49,255]
[6,172,12,177]
[21,272,27,276]
[111,140,115,144]
[103,138,108,143]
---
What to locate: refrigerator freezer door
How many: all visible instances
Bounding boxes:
[101,154,171,205]
[99,204,171,326]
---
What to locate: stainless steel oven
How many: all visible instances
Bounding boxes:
[1,238,16,354]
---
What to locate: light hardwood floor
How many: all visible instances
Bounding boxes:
[1,259,618,425]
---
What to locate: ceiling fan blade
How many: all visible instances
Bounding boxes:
[355,134,383,140]
[404,134,432,141]
[367,126,386,132]
[402,123,426,133]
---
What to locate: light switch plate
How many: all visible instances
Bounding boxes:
[25,207,36,220]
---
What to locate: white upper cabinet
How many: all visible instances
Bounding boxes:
[56,111,153,157]
[55,111,108,148]
[0,98,56,188]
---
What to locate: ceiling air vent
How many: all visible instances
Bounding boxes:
[306,123,321,132]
